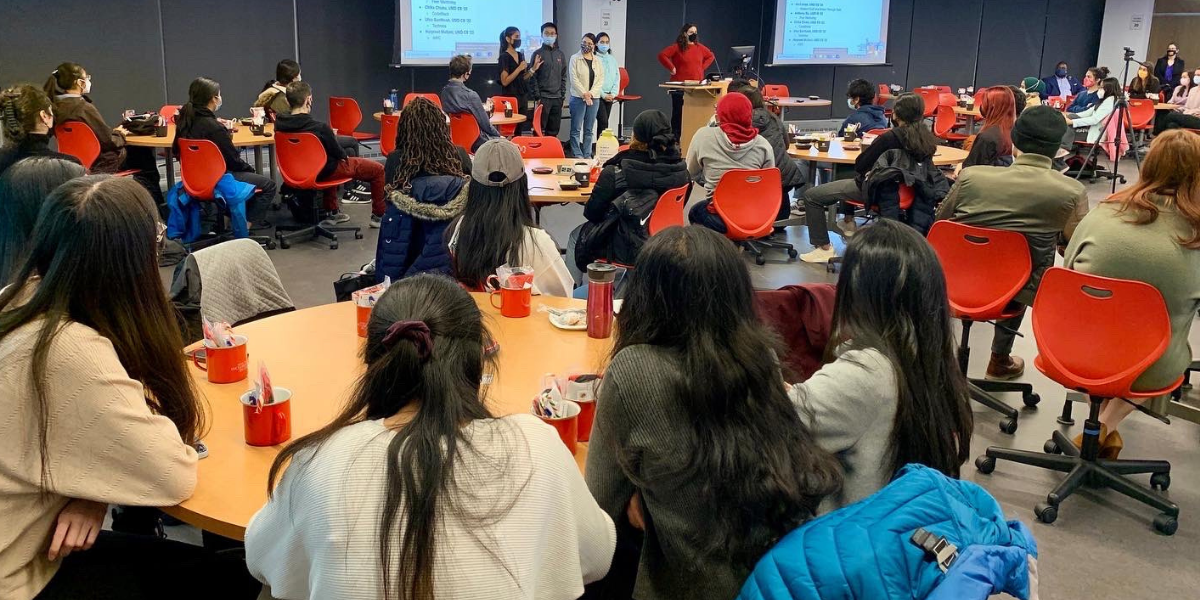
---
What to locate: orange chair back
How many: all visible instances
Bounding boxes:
[448,113,481,152]
[1032,267,1177,398]
[491,95,520,136]
[914,88,940,117]
[933,105,962,137]
[1128,98,1156,129]
[937,92,958,107]
[512,136,565,158]
[532,103,545,136]
[762,84,790,98]
[177,138,227,199]
[875,83,889,106]
[328,96,364,136]
[866,128,890,136]
[404,93,442,109]
[275,132,336,189]
[935,85,953,93]
[711,168,782,241]
[927,221,1031,321]
[1046,96,1068,110]
[648,184,689,235]
[619,67,631,94]
[379,114,400,155]
[54,122,102,170]
[159,104,182,124]
[1063,94,1076,109]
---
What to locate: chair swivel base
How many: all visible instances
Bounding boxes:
[957,319,1040,434]
[740,239,797,266]
[275,222,363,250]
[975,414,1179,536]
[185,230,276,252]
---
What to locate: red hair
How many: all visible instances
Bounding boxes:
[1108,130,1200,248]
[977,86,1015,154]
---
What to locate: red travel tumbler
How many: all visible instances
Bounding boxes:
[586,263,617,339]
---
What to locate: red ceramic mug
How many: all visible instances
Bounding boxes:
[537,400,581,454]
[489,285,532,318]
[192,335,249,384]
[356,305,372,338]
[240,387,292,447]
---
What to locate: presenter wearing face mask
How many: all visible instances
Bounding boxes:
[594,32,620,134]
[530,22,566,138]
[658,24,715,138]
[1039,61,1084,101]
[1154,43,1185,102]
[499,26,534,135]
[569,34,605,158]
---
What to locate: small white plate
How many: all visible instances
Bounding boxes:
[550,309,587,330]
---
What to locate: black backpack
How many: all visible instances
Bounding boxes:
[573,171,664,272]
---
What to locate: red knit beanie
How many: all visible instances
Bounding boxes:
[716,92,758,146]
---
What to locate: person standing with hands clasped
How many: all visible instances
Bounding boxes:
[499,27,534,136]
[658,24,715,138]
[594,32,621,135]
[530,22,566,138]
[1154,43,1184,102]
[568,34,605,158]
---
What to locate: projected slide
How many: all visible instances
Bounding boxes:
[771,0,891,65]
[393,0,554,66]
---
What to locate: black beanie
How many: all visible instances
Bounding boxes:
[632,110,677,158]
[1011,105,1068,158]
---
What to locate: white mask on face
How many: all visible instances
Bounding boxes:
[847,98,856,110]
[82,78,91,94]
[215,95,223,112]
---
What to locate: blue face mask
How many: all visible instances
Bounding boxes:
[1055,68,1068,78]
[543,35,556,47]
[597,44,610,53]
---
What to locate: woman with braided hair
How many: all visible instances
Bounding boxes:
[376,97,473,282]
[0,84,80,175]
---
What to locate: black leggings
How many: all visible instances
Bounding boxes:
[1155,111,1200,135]
[34,531,260,599]
[596,99,615,134]
[670,90,684,140]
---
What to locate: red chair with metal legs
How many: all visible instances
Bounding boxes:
[159,104,182,124]
[379,114,400,156]
[914,87,940,118]
[614,67,642,139]
[975,267,1180,535]
[328,96,378,143]
[762,84,790,98]
[273,132,363,250]
[824,182,915,273]
[403,93,442,109]
[448,113,481,153]
[927,221,1041,434]
[648,184,690,235]
[512,136,565,158]
[1128,98,1156,147]
[177,138,274,249]
[712,168,797,265]
[54,122,139,176]
[532,103,545,137]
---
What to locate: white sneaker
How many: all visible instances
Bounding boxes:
[321,211,351,225]
[369,214,382,228]
[800,246,837,263]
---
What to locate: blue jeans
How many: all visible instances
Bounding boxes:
[569,95,600,158]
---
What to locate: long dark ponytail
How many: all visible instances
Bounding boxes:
[176,77,221,136]
[43,62,85,97]
[830,220,973,478]
[890,92,940,159]
[500,26,519,53]
[613,227,843,565]
[1,84,53,147]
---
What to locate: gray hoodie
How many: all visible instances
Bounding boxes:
[685,125,775,197]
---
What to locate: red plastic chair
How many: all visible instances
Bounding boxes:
[914,87,940,117]
[762,84,790,99]
[866,128,890,136]
[404,93,442,109]
[711,168,795,265]
[379,114,400,155]
[1064,94,1076,109]
[875,83,889,106]
[448,113,481,152]
[274,132,363,249]
[927,221,1037,433]
[491,95,520,137]
[934,104,970,142]
[647,184,690,235]
[614,67,642,136]
[54,122,138,176]
[329,96,378,142]
[532,103,545,137]
[935,85,952,93]
[976,267,1180,534]
[843,183,914,217]
[159,104,182,124]
[1128,98,1156,146]
[512,136,565,158]
[177,138,271,248]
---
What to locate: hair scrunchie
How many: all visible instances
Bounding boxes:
[382,320,433,361]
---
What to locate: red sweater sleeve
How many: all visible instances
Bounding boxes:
[658,45,679,73]
[700,44,715,71]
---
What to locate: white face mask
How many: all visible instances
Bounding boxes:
[215,95,223,111]
[82,78,92,94]
[847,98,856,110]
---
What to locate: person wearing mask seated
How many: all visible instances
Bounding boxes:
[1066,67,1108,113]
[0,85,80,175]
[172,77,276,229]
[377,97,471,282]
[1128,61,1161,100]
[727,80,805,221]
[0,176,260,600]
[0,157,85,285]
[790,220,972,511]
[585,226,842,600]
[253,59,300,121]
[938,106,1090,380]
[43,62,162,203]
[1155,69,1193,132]
[1019,77,1045,108]
[440,55,501,152]
[959,86,1017,170]
[1063,130,1200,457]
[568,34,605,158]
[1156,69,1200,134]
[447,139,573,297]
[1154,43,1185,102]
[246,275,615,599]
[275,81,386,227]
[799,93,940,263]
[838,78,888,136]
[1062,77,1121,148]
[686,93,773,233]
[1039,61,1083,101]
[594,32,621,135]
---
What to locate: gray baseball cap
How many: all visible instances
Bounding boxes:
[471,139,526,186]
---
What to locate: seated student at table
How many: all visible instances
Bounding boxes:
[728,80,805,221]
[1061,77,1120,148]
[1008,85,1028,117]
[959,86,1016,170]
[43,62,162,203]
[839,78,889,136]
[253,58,299,121]
[441,55,501,152]
[1067,67,1108,113]
[246,275,615,600]
[0,176,260,600]
[447,139,573,297]
[1019,77,1045,109]
[790,220,972,511]
[275,81,385,227]
[173,77,275,228]
[686,93,773,233]
[0,85,81,176]
[938,106,1089,380]
[0,158,85,286]
[1064,130,1200,458]
[1128,62,1161,100]
[1155,69,1194,133]
[1039,61,1084,101]
[377,97,471,283]
[585,226,842,600]
[1156,69,1200,134]
[799,93,940,263]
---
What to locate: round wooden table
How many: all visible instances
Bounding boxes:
[372,111,526,126]
[769,96,832,121]
[788,138,969,165]
[125,123,277,188]
[166,294,612,540]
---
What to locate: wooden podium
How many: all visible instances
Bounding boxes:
[659,81,730,155]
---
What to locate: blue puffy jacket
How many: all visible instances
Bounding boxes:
[738,465,1038,600]
[375,174,469,283]
[166,174,255,243]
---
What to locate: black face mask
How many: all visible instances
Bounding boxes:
[688,33,698,43]
[511,38,521,49]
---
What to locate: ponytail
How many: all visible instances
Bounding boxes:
[43,63,85,98]
[0,85,54,147]
[176,77,221,135]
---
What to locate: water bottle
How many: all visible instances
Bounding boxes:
[586,263,617,339]
[389,89,400,110]
[594,129,620,166]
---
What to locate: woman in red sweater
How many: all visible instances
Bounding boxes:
[658,23,715,138]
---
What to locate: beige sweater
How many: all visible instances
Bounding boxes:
[0,320,198,600]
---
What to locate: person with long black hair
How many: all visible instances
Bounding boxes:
[0,176,259,599]
[246,275,615,599]
[447,139,572,296]
[0,157,85,286]
[173,77,275,227]
[657,23,714,138]
[585,226,843,600]
[498,26,534,136]
[790,220,973,510]
[0,85,80,175]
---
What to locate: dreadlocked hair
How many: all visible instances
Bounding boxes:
[1,85,53,147]
[386,97,464,192]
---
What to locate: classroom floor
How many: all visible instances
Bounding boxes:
[158,151,1199,600]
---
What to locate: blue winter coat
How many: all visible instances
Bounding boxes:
[166,174,255,243]
[738,465,1038,600]
[838,104,889,136]
[375,175,469,283]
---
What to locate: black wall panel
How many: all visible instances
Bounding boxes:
[975,0,1048,90]
[1042,0,1107,78]
[296,0,397,121]
[624,0,686,116]
[907,0,984,91]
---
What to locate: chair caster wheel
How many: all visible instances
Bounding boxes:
[1151,472,1171,491]
[355,231,364,240]
[1153,513,1178,535]
[1044,439,1062,454]
[1023,392,1041,407]
[330,243,339,250]
[265,241,277,250]
[999,418,1017,434]
[755,255,766,266]
[974,455,995,474]
[280,240,291,249]
[787,248,798,259]
[1034,502,1058,524]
